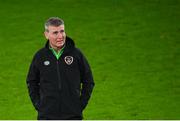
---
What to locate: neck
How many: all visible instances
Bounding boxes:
[50,44,63,53]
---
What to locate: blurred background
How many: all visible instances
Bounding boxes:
[0,0,179,119]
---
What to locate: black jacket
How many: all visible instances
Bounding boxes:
[26,37,95,119]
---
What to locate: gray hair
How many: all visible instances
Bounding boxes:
[44,17,64,32]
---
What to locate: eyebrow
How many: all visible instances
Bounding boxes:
[51,30,65,33]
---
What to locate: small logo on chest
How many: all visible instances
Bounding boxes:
[44,60,50,66]
[64,56,73,65]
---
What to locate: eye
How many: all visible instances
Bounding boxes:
[60,30,65,33]
[53,31,58,35]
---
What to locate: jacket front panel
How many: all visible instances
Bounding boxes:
[37,50,61,117]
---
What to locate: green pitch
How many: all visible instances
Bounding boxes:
[0,0,179,119]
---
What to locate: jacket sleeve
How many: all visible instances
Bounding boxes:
[26,54,40,111]
[79,51,95,110]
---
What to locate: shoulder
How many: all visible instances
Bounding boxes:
[72,47,85,57]
[72,48,90,63]
[32,47,47,60]
[73,46,86,54]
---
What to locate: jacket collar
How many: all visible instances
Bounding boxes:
[45,36,75,54]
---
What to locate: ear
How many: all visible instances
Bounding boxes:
[44,31,49,39]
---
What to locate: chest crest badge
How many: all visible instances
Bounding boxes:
[64,56,73,65]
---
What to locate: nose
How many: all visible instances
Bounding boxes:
[57,32,63,38]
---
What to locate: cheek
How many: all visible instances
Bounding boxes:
[49,36,56,43]
[49,35,56,39]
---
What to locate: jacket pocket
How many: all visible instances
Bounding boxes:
[39,96,59,115]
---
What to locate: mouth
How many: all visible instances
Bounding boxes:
[56,39,65,45]
[57,39,63,42]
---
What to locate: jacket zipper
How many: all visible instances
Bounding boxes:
[56,60,61,90]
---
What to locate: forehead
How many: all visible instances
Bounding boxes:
[48,25,65,32]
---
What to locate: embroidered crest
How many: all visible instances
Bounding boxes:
[44,60,50,66]
[64,56,73,65]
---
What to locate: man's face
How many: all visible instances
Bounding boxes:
[44,25,66,49]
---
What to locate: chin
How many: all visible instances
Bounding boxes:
[57,43,65,48]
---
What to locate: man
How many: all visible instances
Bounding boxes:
[26,17,95,120]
